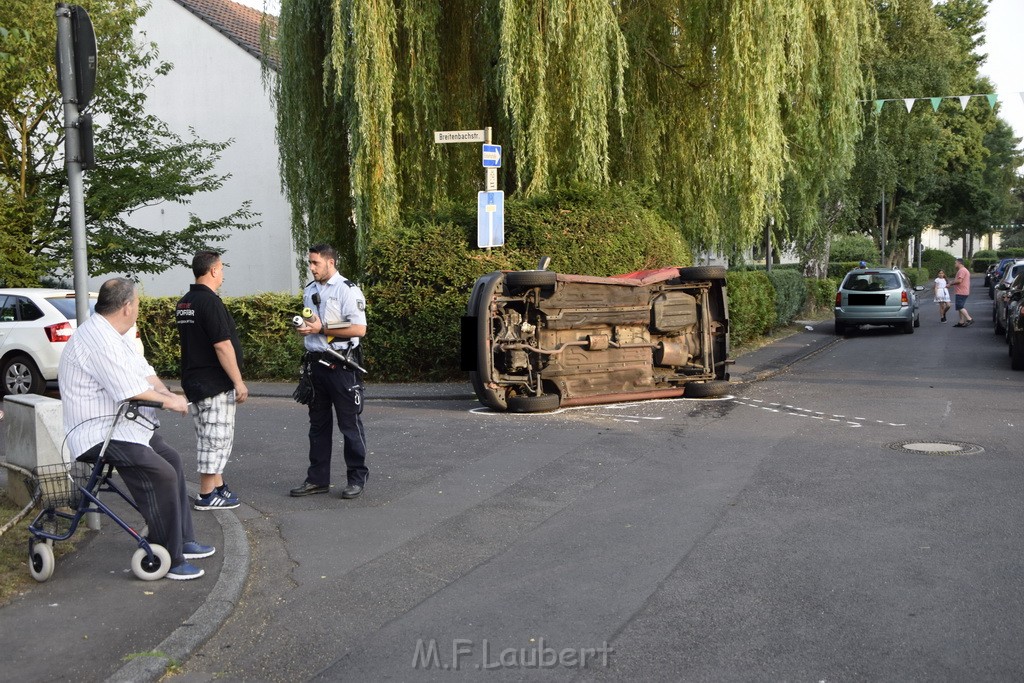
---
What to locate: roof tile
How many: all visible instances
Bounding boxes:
[171,0,278,70]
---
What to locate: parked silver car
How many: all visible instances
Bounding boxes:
[834,267,923,335]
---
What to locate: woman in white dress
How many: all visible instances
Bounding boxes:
[934,270,951,322]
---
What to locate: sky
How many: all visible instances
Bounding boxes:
[980,0,1024,145]
[231,0,1023,145]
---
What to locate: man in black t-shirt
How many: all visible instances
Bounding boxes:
[176,251,248,510]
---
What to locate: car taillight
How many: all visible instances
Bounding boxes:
[835,291,842,306]
[45,321,73,342]
[901,291,909,307]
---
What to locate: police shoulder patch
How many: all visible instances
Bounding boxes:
[357,300,366,311]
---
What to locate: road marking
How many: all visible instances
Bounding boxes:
[734,396,906,428]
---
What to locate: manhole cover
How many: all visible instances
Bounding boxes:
[887,441,984,456]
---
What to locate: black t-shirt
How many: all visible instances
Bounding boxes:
[176,284,243,402]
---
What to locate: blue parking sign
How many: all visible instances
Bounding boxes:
[477,191,504,248]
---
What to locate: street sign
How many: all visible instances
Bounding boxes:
[434,129,486,144]
[482,144,501,168]
[477,191,505,248]
[485,167,497,191]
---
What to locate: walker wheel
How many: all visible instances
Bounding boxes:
[132,544,171,581]
[29,541,55,582]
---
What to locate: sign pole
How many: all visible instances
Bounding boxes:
[433,126,504,250]
[56,4,91,322]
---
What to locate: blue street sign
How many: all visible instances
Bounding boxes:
[477,191,505,248]
[482,144,502,168]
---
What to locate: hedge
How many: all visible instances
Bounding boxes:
[139,293,304,380]
[726,271,777,348]
[971,248,1024,272]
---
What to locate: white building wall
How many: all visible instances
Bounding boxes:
[90,0,299,297]
[910,226,1001,262]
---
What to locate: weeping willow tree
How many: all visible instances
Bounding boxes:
[272,0,876,275]
[613,0,876,255]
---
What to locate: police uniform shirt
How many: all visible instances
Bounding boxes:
[303,272,367,353]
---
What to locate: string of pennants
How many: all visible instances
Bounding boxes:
[991,223,1023,229]
[863,92,1023,113]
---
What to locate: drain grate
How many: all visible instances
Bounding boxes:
[888,441,984,456]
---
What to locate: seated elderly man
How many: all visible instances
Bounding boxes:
[58,277,215,580]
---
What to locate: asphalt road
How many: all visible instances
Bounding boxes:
[152,298,1024,681]
[2,285,1021,682]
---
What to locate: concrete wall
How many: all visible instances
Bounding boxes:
[3,395,66,507]
[90,0,300,297]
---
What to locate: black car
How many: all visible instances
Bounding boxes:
[1004,274,1024,369]
[990,257,1019,299]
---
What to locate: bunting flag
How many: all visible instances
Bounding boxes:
[862,92,1024,113]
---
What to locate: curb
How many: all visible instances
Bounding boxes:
[733,335,843,385]
[105,491,250,683]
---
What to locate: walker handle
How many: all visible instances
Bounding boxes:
[131,400,164,409]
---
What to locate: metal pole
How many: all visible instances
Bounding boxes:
[880,189,886,265]
[56,4,90,323]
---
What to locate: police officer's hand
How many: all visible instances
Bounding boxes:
[298,314,322,336]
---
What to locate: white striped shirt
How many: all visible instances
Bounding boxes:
[58,313,158,458]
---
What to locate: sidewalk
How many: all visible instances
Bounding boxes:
[0,320,837,682]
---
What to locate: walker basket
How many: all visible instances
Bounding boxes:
[31,462,91,510]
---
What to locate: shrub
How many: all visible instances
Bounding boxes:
[804,277,839,315]
[765,270,806,325]
[830,234,879,263]
[727,271,776,348]
[902,267,929,287]
[921,248,957,279]
[828,261,867,278]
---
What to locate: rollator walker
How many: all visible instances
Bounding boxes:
[27,400,172,582]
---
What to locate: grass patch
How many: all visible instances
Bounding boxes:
[0,491,85,605]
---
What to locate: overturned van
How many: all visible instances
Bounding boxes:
[462,262,731,412]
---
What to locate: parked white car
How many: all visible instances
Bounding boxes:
[0,288,145,396]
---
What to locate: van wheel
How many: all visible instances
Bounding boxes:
[678,266,727,280]
[505,270,557,288]
[685,381,731,398]
[1012,334,1024,370]
[506,393,560,413]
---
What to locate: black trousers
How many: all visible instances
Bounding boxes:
[82,432,195,566]
[306,362,368,487]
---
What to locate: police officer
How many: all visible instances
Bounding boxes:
[289,243,370,499]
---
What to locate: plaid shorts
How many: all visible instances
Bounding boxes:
[191,390,237,475]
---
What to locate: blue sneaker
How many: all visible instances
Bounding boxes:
[182,541,216,559]
[166,562,205,580]
[216,484,239,505]
[194,491,239,511]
